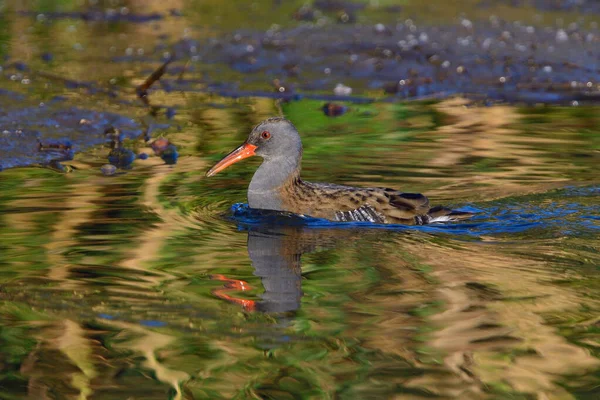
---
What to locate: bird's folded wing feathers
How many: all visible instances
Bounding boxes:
[334,204,386,223]
[389,192,430,213]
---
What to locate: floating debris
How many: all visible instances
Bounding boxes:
[137,57,172,110]
[41,52,53,63]
[129,15,600,105]
[13,62,28,71]
[0,91,144,171]
[101,164,117,176]
[37,139,74,161]
[293,5,317,21]
[108,148,136,169]
[160,144,179,165]
[337,11,356,24]
[150,137,171,154]
[38,139,72,152]
[282,62,300,77]
[104,126,122,145]
[323,102,348,117]
[333,83,352,96]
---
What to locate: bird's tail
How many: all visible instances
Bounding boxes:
[417,206,474,225]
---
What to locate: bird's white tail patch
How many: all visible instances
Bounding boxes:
[427,215,453,223]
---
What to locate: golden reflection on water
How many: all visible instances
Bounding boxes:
[2,97,598,397]
[1,1,599,398]
[1,44,600,400]
[411,239,599,398]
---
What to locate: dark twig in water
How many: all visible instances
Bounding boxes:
[322,102,348,117]
[37,139,75,172]
[177,60,191,82]
[137,57,173,114]
[141,121,154,142]
[104,126,121,149]
[37,140,72,152]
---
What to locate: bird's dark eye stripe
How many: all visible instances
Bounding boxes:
[261,131,271,139]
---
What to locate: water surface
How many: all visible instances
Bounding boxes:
[1,1,600,399]
[1,96,599,399]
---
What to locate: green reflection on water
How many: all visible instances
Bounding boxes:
[0,95,598,398]
[1,1,600,399]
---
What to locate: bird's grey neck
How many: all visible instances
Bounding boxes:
[248,155,300,211]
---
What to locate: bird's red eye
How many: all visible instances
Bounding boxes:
[261,131,271,139]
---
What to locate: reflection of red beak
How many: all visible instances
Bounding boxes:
[206,143,258,177]
[210,274,257,312]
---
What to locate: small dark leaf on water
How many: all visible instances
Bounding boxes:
[337,11,356,24]
[323,103,347,117]
[62,149,75,161]
[293,6,316,21]
[151,137,171,154]
[103,126,119,135]
[38,139,75,161]
[108,148,136,169]
[14,61,28,71]
[384,82,400,94]
[283,63,300,77]
[160,144,179,165]
[38,139,72,151]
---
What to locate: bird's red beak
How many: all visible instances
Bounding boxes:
[206,143,258,177]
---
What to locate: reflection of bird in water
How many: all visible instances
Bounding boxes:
[212,223,365,314]
[207,117,473,225]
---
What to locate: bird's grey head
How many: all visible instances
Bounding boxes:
[206,117,303,178]
[247,117,302,161]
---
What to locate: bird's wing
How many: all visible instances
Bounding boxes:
[388,192,430,215]
[334,204,386,223]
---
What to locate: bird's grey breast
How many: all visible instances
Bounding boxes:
[248,188,283,211]
[248,158,294,211]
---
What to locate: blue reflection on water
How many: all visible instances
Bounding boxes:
[140,320,168,328]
